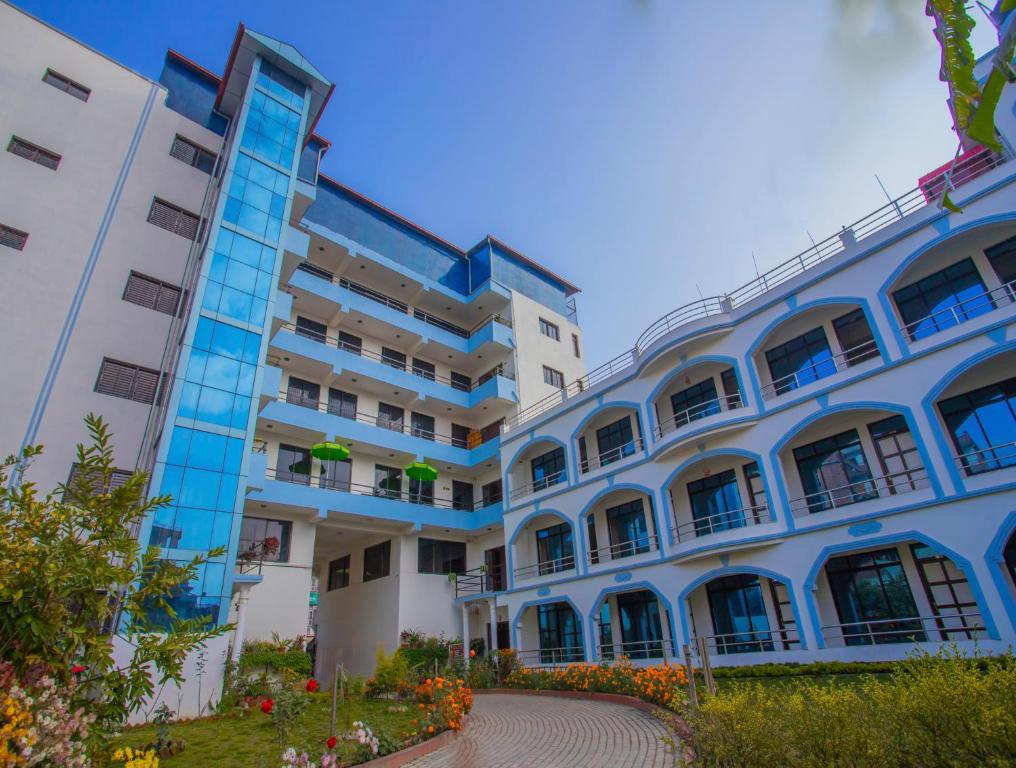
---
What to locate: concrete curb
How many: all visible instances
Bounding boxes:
[362,714,469,767]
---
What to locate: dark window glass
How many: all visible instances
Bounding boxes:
[687,469,745,536]
[451,423,471,449]
[418,538,466,574]
[450,371,471,392]
[543,366,565,388]
[765,327,834,395]
[327,387,357,419]
[537,603,583,663]
[720,367,743,408]
[286,376,320,409]
[938,376,1016,475]
[572,334,581,358]
[594,416,635,467]
[911,543,981,641]
[327,555,350,590]
[319,457,351,491]
[374,465,402,499]
[481,480,503,507]
[707,575,774,654]
[295,315,327,343]
[297,262,334,282]
[792,429,876,513]
[411,412,435,440]
[616,590,665,659]
[238,517,292,562]
[536,522,574,573]
[377,403,405,433]
[867,415,926,493]
[598,602,614,659]
[893,258,992,341]
[452,480,474,510]
[587,515,600,565]
[412,358,436,380]
[1003,533,1016,591]
[605,498,651,558]
[531,447,566,490]
[669,377,719,426]
[832,308,879,365]
[985,233,1016,288]
[363,540,391,582]
[337,331,362,355]
[381,347,406,371]
[539,318,560,340]
[276,443,311,484]
[578,436,588,471]
[742,462,767,513]
[480,419,503,443]
[825,548,924,645]
[409,477,434,506]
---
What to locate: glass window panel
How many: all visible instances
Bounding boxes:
[706,575,774,654]
[793,429,876,513]
[893,258,992,340]
[687,469,745,535]
[765,327,835,394]
[605,499,651,557]
[669,377,719,425]
[938,376,1016,475]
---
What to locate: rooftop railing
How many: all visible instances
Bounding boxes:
[505,148,1009,432]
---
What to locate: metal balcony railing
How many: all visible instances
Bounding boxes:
[656,393,744,439]
[788,466,930,517]
[280,321,515,391]
[672,503,773,543]
[695,627,802,655]
[508,469,567,501]
[900,280,1015,342]
[454,565,507,597]
[954,441,1016,476]
[587,534,659,565]
[515,647,585,667]
[504,147,1010,432]
[761,339,881,400]
[580,437,643,473]
[513,555,576,580]
[598,638,677,661]
[263,467,495,511]
[821,612,985,647]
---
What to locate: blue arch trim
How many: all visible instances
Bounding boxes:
[919,339,1016,494]
[643,355,749,438]
[985,511,1016,634]
[510,595,586,660]
[803,530,1001,649]
[586,581,681,661]
[576,483,666,565]
[502,435,570,509]
[568,400,648,478]
[506,508,579,586]
[676,566,806,649]
[876,213,1016,357]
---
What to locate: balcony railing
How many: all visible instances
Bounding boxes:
[580,437,643,473]
[279,391,498,449]
[587,534,659,565]
[761,339,881,400]
[515,647,585,667]
[280,321,515,391]
[954,441,1016,476]
[454,565,507,597]
[696,627,802,655]
[656,393,744,439]
[598,638,676,661]
[513,555,576,580]
[263,467,496,511]
[505,146,1010,432]
[899,280,1015,342]
[508,469,567,501]
[672,503,773,543]
[821,612,985,647]
[788,466,930,517]
[295,264,512,338]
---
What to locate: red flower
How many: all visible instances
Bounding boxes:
[70,665,87,674]
[260,698,274,714]
[326,736,337,749]
[469,649,476,658]
[306,679,319,693]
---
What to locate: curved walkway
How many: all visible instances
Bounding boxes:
[402,693,677,768]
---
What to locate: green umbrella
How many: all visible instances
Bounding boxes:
[311,442,350,462]
[405,461,438,482]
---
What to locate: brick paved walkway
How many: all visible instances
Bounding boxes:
[402,693,677,767]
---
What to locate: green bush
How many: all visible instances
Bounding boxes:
[365,646,414,698]
[238,640,313,677]
[709,659,898,678]
[398,636,450,676]
[692,648,1016,768]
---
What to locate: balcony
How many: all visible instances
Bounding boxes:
[508,469,567,502]
[587,533,660,566]
[953,440,1016,477]
[788,466,930,518]
[898,280,1015,343]
[453,564,507,598]
[513,555,576,581]
[760,339,881,401]
[580,437,643,472]
[657,393,744,438]
[672,504,774,543]
[821,613,986,648]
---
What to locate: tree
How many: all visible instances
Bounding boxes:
[0,414,231,754]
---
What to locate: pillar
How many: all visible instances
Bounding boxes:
[489,599,499,651]
[230,584,254,662]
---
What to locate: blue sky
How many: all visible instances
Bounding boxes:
[18,0,999,369]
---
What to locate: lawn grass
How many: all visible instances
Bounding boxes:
[115,696,419,767]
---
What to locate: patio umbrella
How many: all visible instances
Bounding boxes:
[405,461,438,482]
[311,442,350,462]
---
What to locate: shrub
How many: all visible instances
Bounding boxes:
[411,676,472,737]
[397,635,451,677]
[238,641,313,677]
[505,657,687,709]
[365,646,414,699]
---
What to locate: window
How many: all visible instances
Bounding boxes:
[706,575,774,654]
[911,544,981,640]
[537,603,583,663]
[286,376,320,410]
[319,456,351,491]
[938,376,1016,475]
[295,316,327,343]
[7,137,60,170]
[65,462,132,498]
[481,479,503,507]
[412,358,435,381]
[327,555,350,590]
[377,403,405,433]
[764,327,835,395]
[832,308,878,365]
[593,416,635,468]
[867,415,926,493]
[169,135,217,174]
[985,233,1016,289]
[616,590,665,659]
[238,517,292,562]
[95,359,160,404]
[374,465,402,499]
[792,428,876,513]
[542,366,565,389]
[452,480,474,510]
[418,538,466,574]
[327,387,357,419]
[409,477,434,506]
[669,377,719,426]
[450,371,471,392]
[381,347,406,371]
[742,462,767,513]
[276,444,311,484]
[572,333,581,358]
[530,446,566,490]
[480,419,503,443]
[720,368,743,408]
[0,224,29,251]
[893,258,992,341]
[123,271,181,315]
[536,522,574,574]
[687,469,745,536]
[43,69,90,101]
[337,330,362,355]
[363,540,391,582]
[148,198,200,240]
[411,412,435,440]
[605,498,652,558]
[451,423,471,449]
[539,318,560,340]
[825,548,924,646]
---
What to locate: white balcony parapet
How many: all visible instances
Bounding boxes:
[656,394,744,438]
[900,280,1015,342]
[761,340,880,401]
[672,503,773,543]
[580,437,643,473]
[821,612,985,647]
[788,467,930,517]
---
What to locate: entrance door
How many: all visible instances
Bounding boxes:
[484,546,506,591]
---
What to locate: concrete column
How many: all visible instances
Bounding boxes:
[462,604,470,664]
[489,599,499,651]
[230,584,254,662]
